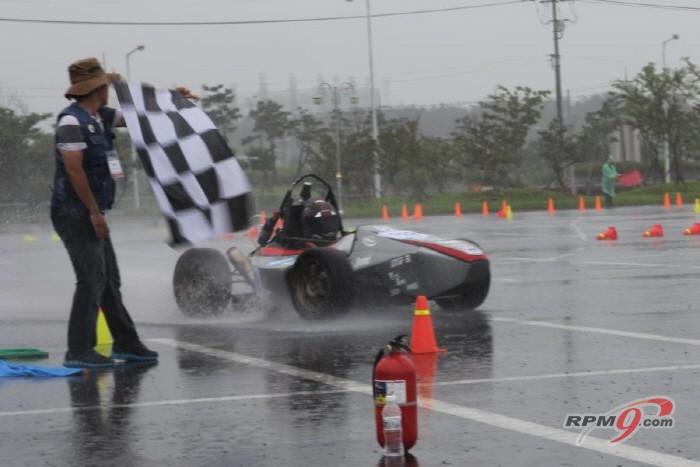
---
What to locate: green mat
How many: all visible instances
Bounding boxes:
[0,348,49,360]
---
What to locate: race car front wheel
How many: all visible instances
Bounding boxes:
[173,248,231,317]
[288,247,355,320]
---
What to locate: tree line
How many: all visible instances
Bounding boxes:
[3,61,700,207]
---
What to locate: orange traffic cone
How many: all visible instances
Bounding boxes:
[578,196,586,212]
[642,224,664,237]
[410,296,446,354]
[595,196,602,212]
[596,226,618,240]
[664,192,671,210]
[676,192,683,208]
[413,204,423,221]
[454,202,462,218]
[401,204,408,221]
[501,199,508,214]
[547,197,555,215]
[381,204,389,221]
[482,200,490,217]
[682,223,700,235]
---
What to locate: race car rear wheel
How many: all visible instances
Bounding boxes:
[173,248,231,317]
[288,247,355,320]
[435,265,490,312]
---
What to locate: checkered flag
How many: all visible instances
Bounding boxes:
[114,82,251,245]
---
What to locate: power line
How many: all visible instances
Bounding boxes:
[0,1,523,26]
[578,0,700,11]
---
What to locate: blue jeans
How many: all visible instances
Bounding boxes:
[50,206,141,355]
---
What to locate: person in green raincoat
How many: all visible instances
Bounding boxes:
[601,156,619,208]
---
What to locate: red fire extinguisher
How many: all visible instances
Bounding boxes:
[373,335,418,452]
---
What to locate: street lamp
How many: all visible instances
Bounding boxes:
[125,45,145,209]
[313,82,358,212]
[661,34,679,184]
[346,0,381,198]
[126,45,145,81]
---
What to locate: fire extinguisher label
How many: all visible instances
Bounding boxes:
[373,380,407,405]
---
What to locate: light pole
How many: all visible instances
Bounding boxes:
[313,82,358,212]
[661,34,679,184]
[346,0,381,198]
[125,45,145,209]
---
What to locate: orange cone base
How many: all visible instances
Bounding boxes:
[596,226,618,240]
[683,223,700,235]
[642,224,664,237]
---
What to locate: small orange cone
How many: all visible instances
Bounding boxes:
[578,196,586,212]
[410,296,446,354]
[501,199,508,214]
[596,226,618,240]
[682,223,700,235]
[595,195,602,212]
[413,204,423,221]
[676,192,683,208]
[547,197,555,215]
[642,224,664,237]
[381,204,389,221]
[482,200,490,217]
[454,202,462,218]
[664,192,671,210]
[401,204,408,221]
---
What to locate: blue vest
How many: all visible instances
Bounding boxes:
[51,104,116,211]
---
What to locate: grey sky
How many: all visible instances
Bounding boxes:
[0,0,698,117]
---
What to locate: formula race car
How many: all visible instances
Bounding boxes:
[173,174,490,319]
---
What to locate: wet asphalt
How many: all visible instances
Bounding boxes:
[1,204,700,467]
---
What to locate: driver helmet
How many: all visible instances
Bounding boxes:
[301,199,341,241]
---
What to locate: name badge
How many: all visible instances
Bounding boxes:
[106,150,124,179]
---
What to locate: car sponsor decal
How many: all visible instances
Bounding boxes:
[362,236,377,247]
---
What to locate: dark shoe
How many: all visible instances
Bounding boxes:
[64,350,115,368]
[111,341,159,362]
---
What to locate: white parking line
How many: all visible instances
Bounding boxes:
[434,363,700,387]
[0,388,349,418]
[147,338,699,467]
[492,316,700,347]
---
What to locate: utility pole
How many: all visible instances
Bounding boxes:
[549,0,565,130]
[538,0,572,191]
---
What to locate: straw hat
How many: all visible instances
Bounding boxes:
[65,57,120,99]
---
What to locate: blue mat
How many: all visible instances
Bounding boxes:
[0,359,82,377]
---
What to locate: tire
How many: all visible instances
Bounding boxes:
[173,248,231,317]
[435,264,490,312]
[288,248,355,320]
